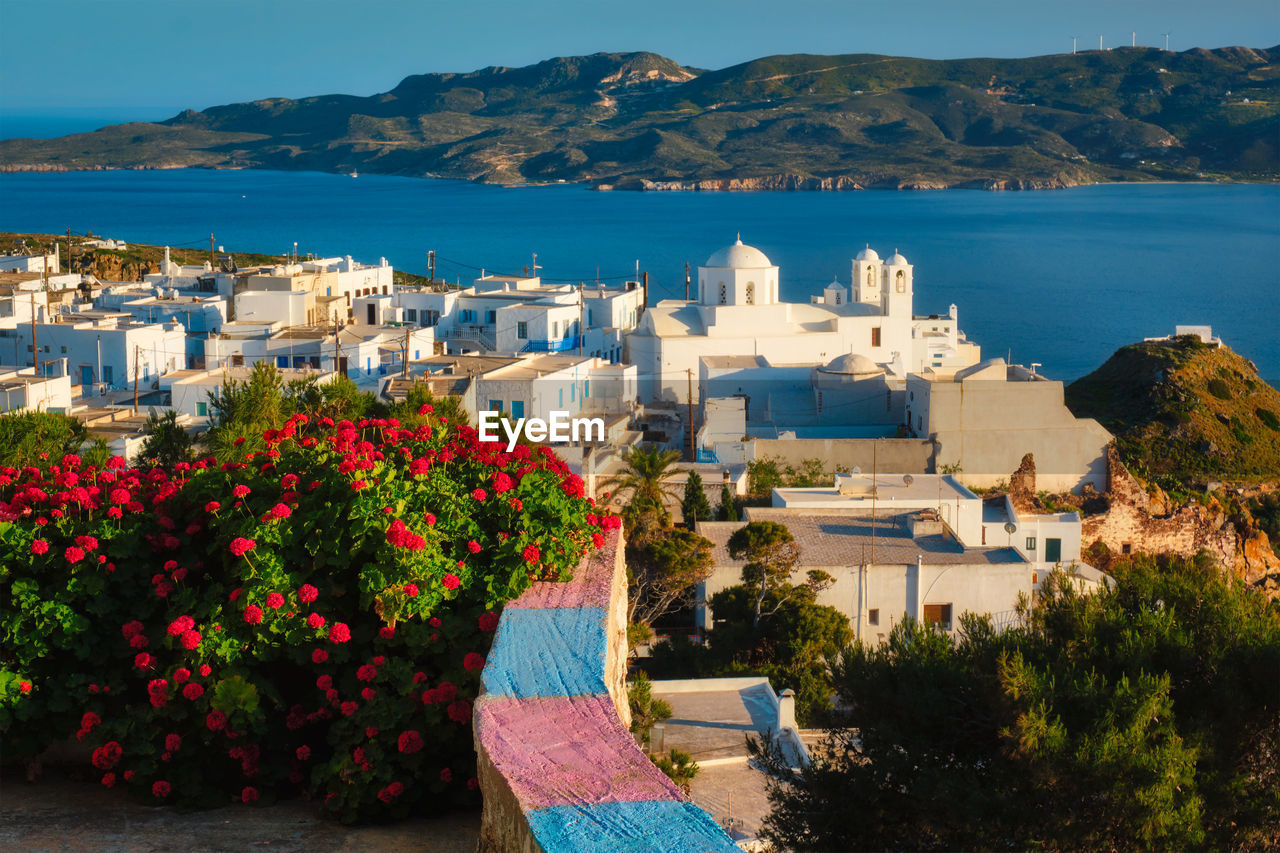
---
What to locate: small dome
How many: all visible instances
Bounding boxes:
[819,352,884,376]
[705,237,773,269]
[855,246,880,262]
[886,251,909,266]
[825,277,842,289]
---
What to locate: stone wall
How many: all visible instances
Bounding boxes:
[473,528,738,852]
[748,437,934,473]
[1083,445,1280,593]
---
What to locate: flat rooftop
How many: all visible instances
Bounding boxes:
[774,473,977,505]
[699,511,1023,567]
[480,354,593,380]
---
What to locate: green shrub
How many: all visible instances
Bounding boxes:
[1256,408,1280,432]
[1207,378,1232,400]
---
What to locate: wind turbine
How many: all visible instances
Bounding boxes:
[1072,36,1078,55]
[1163,32,1170,51]
[1132,32,1136,48]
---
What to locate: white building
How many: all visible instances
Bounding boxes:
[161,366,339,419]
[393,275,643,360]
[697,508,1033,644]
[628,239,980,405]
[471,354,638,423]
[0,362,73,413]
[0,312,187,392]
[204,321,435,382]
[0,246,60,274]
[905,359,1113,493]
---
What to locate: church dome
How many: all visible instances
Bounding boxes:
[705,237,773,269]
[855,246,880,262]
[819,352,884,376]
[886,251,909,266]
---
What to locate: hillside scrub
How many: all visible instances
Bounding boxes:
[0,408,617,822]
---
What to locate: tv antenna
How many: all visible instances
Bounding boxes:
[530,253,541,278]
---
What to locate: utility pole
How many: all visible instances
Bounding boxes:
[428,250,436,284]
[333,317,342,376]
[29,293,38,370]
[133,345,140,413]
[870,440,878,563]
[641,271,648,313]
[685,261,691,300]
[578,283,585,357]
[402,324,410,379]
[686,369,695,461]
[209,233,216,269]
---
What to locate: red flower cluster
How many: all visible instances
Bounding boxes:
[397,730,424,754]
[384,519,425,550]
[229,537,256,557]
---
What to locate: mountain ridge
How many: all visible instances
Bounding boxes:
[2,47,1277,189]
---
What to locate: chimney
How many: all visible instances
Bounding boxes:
[777,688,797,731]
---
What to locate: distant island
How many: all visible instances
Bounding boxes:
[1,47,1276,189]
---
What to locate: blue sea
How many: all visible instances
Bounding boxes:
[0,169,1276,383]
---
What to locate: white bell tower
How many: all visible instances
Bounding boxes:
[853,246,882,306]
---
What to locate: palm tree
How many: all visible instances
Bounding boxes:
[602,444,683,506]
[601,444,682,540]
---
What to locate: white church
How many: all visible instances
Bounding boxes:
[626,238,981,404]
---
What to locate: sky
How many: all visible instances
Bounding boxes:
[1,0,1276,118]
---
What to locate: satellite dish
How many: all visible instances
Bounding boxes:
[850,466,862,475]
[1004,522,1017,534]
[902,475,914,486]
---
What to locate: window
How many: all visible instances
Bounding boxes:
[488,399,502,412]
[1122,543,1132,555]
[885,389,892,411]
[425,310,439,327]
[60,345,67,354]
[558,388,563,407]
[405,309,417,322]
[866,266,874,287]
[745,282,755,304]
[232,354,244,366]
[196,402,208,417]
[103,365,113,384]
[588,309,593,326]
[485,310,496,324]
[1025,536,1037,551]
[570,383,575,402]
[584,380,590,398]
[511,400,524,419]
[718,283,727,304]
[896,270,906,293]
[517,321,528,340]
[871,327,882,347]
[923,603,953,630]
[868,608,879,626]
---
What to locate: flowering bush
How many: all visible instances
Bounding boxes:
[0,410,616,822]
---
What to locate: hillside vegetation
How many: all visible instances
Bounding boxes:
[1,47,1276,188]
[1066,336,1280,486]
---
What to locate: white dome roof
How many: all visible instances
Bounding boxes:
[886,251,909,266]
[819,353,884,376]
[855,246,880,262]
[705,237,773,269]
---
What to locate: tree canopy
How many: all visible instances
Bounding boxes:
[751,552,1280,852]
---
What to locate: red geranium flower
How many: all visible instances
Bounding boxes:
[180,630,201,650]
[312,649,328,663]
[464,653,486,672]
[232,485,250,498]
[478,612,499,632]
[243,605,264,625]
[397,730,424,754]
[442,574,460,590]
[229,537,256,557]
[265,592,285,609]
[298,584,318,603]
[152,780,171,798]
[522,544,540,565]
[183,683,204,701]
[165,733,182,751]
[206,710,227,731]
[296,745,311,761]
[241,786,259,804]
[64,546,86,563]
[471,488,487,501]
[328,623,351,644]
[403,583,419,598]
[446,699,471,724]
[307,612,325,629]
